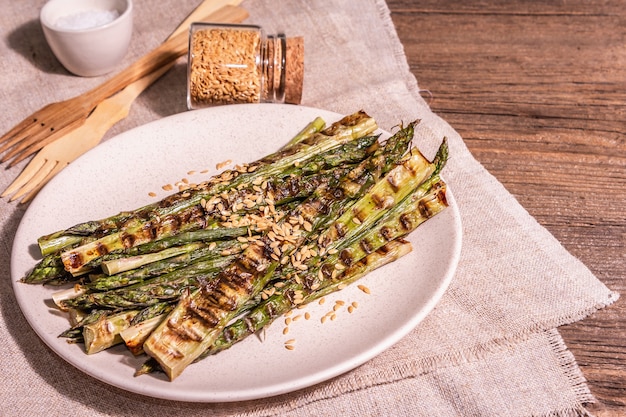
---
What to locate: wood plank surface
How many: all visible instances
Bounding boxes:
[387,1,626,415]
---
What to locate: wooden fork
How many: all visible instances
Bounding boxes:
[0,2,247,167]
[1,2,247,203]
[1,65,170,203]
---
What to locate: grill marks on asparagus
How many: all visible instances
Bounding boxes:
[206,238,414,357]
[55,115,377,275]
[319,147,433,251]
[141,131,397,379]
[62,257,236,310]
[142,125,440,379]
[24,112,452,381]
[201,184,448,359]
[28,119,378,284]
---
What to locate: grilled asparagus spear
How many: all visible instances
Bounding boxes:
[22,112,452,384]
[209,180,448,356]
[134,238,413,375]
[138,179,447,363]
[36,112,377,258]
[142,130,435,380]
[61,255,237,311]
[60,125,416,354]
[23,135,377,285]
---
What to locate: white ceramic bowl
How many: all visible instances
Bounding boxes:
[40,0,133,77]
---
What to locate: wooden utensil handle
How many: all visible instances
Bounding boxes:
[83,5,249,106]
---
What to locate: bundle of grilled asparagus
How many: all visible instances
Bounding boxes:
[22,110,449,381]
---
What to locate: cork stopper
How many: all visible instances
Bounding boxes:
[285,37,304,104]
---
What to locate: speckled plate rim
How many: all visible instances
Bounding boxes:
[11,103,462,403]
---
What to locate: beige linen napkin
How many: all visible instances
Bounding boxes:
[0,1,617,416]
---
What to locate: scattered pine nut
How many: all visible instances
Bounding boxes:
[358,284,371,294]
[216,159,232,170]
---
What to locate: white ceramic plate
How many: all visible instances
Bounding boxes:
[11,104,462,402]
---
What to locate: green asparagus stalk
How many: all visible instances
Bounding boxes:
[101,241,207,275]
[22,253,73,285]
[130,301,175,326]
[37,112,377,257]
[85,241,239,291]
[280,117,326,150]
[62,258,235,311]
[83,310,139,354]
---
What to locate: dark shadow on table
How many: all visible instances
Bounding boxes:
[6,18,68,75]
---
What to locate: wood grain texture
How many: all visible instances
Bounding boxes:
[387,1,626,414]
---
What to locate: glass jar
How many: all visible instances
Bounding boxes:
[187,23,304,109]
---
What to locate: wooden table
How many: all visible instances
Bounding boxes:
[388,1,626,415]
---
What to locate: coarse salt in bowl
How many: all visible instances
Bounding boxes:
[40,0,133,77]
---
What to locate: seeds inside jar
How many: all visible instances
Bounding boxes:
[189,27,262,106]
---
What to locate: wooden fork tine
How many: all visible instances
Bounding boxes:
[1,153,48,197]
[0,100,85,155]
[19,161,67,203]
[8,159,61,202]
[0,108,45,147]
[2,116,87,166]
